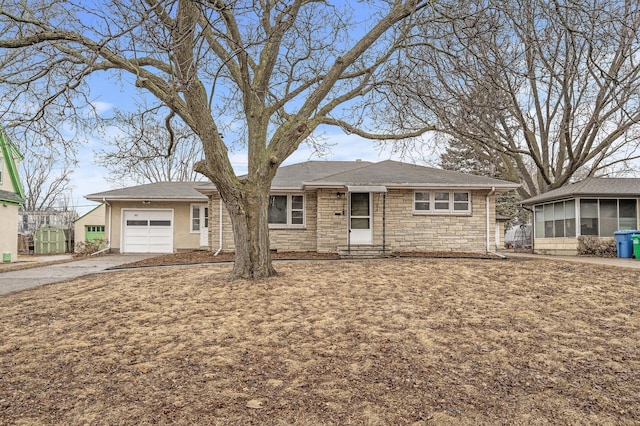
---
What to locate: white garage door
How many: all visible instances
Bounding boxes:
[123,210,173,253]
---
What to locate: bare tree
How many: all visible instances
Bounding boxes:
[96,109,205,184]
[0,0,435,279]
[6,122,76,214]
[385,0,640,198]
[20,154,73,212]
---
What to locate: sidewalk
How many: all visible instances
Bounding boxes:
[0,254,75,272]
[500,250,640,269]
[0,254,156,295]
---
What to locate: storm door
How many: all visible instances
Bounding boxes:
[349,192,372,244]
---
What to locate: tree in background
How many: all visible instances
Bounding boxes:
[440,138,529,226]
[0,1,435,279]
[19,154,73,212]
[384,0,640,198]
[96,109,204,185]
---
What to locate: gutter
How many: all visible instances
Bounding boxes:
[214,198,223,256]
[486,186,495,252]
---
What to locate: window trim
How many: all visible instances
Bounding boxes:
[268,193,306,228]
[190,203,208,233]
[413,190,472,215]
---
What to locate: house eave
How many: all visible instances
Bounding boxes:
[86,196,207,203]
[523,192,640,206]
[303,182,519,191]
[0,197,22,206]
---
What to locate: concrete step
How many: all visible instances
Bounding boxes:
[337,245,392,259]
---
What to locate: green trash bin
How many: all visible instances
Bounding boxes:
[2,252,10,263]
[633,234,640,260]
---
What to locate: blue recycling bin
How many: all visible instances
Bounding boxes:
[614,230,638,258]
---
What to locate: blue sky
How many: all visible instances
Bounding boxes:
[70,86,437,215]
[62,3,438,215]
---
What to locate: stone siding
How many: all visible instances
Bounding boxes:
[316,189,349,252]
[534,237,579,255]
[382,189,494,253]
[208,191,319,253]
[208,188,497,254]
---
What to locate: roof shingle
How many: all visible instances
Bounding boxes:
[523,178,640,205]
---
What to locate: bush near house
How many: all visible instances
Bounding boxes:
[74,239,107,256]
[577,236,617,257]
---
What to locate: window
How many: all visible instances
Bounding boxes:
[599,200,618,237]
[580,199,599,236]
[191,204,209,232]
[86,225,105,233]
[565,200,576,237]
[453,192,470,211]
[414,192,430,211]
[413,191,471,214]
[619,199,637,230]
[544,203,554,238]
[534,200,577,238]
[434,192,450,211]
[579,198,638,237]
[268,194,305,227]
[535,205,544,238]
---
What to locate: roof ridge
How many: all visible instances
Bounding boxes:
[304,160,376,182]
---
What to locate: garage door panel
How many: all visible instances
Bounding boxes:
[123,210,173,253]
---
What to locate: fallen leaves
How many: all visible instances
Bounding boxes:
[0,258,639,424]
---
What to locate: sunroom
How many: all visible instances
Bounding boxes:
[522,178,640,255]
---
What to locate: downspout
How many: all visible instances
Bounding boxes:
[486,187,495,253]
[214,198,223,256]
[91,199,111,256]
[382,192,386,256]
[347,189,351,255]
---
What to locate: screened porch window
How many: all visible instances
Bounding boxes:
[579,199,638,237]
[534,200,576,238]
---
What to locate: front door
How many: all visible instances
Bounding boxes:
[199,206,209,247]
[349,192,372,244]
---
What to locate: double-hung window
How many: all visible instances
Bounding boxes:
[268,194,304,227]
[414,190,471,214]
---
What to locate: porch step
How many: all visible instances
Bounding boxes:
[337,245,393,259]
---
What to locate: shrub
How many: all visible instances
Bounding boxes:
[577,236,617,257]
[75,239,107,256]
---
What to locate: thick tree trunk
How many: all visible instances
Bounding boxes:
[224,183,277,280]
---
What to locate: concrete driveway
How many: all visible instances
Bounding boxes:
[0,254,156,295]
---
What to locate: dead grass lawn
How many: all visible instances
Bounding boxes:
[1,258,639,424]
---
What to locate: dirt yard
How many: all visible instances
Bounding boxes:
[1,257,639,424]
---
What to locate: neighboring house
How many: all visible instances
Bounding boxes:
[19,209,77,235]
[0,131,25,262]
[522,178,640,255]
[86,160,518,255]
[73,203,106,251]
